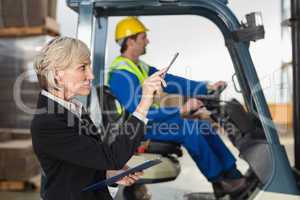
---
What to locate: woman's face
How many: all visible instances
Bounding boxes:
[58,59,94,100]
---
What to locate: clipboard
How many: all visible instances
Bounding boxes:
[160,52,179,78]
[82,159,162,192]
[165,52,179,74]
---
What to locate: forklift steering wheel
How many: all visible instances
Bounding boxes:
[192,84,227,113]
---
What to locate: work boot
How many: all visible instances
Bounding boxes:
[212,177,247,198]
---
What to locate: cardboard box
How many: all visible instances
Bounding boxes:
[0,0,47,27]
[0,128,31,140]
[48,0,57,19]
[1,0,24,27]
[0,132,11,142]
[0,1,4,29]
[0,139,40,180]
[3,154,40,180]
[0,36,52,129]
[27,0,47,27]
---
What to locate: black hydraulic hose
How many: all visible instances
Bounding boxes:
[291,0,300,171]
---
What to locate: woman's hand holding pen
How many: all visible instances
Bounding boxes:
[135,68,167,117]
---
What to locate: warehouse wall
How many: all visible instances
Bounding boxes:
[59,0,285,103]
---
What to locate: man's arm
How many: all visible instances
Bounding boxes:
[109,70,181,123]
[148,67,208,96]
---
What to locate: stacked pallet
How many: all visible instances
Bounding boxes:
[0,36,52,129]
[0,0,59,37]
[0,129,40,191]
[0,0,60,191]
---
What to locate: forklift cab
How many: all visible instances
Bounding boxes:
[67,0,300,199]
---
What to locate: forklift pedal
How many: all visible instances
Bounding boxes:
[230,177,259,200]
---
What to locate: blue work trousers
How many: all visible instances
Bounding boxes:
[145,118,236,180]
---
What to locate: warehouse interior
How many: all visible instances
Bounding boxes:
[0,0,300,199]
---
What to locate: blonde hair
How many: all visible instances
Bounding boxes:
[34,37,90,90]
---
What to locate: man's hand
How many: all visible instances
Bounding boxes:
[180,98,204,118]
[180,98,212,119]
[188,107,212,120]
[207,81,227,92]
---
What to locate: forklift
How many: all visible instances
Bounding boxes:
[67,0,300,199]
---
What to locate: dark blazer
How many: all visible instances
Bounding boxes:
[31,93,146,200]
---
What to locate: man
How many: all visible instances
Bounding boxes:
[108,17,247,197]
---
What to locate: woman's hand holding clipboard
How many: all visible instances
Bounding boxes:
[82,159,162,192]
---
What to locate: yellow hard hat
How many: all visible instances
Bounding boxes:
[115,16,149,42]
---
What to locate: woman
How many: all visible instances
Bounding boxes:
[31,37,166,200]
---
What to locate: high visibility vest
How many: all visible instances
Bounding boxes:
[108,56,150,84]
[108,56,159,114]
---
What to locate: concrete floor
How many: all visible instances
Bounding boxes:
[0,134,296,200]
[146,136,295,200]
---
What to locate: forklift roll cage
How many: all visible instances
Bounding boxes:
[67,0,299,195]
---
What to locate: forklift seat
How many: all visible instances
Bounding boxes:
[97,86,182,158]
